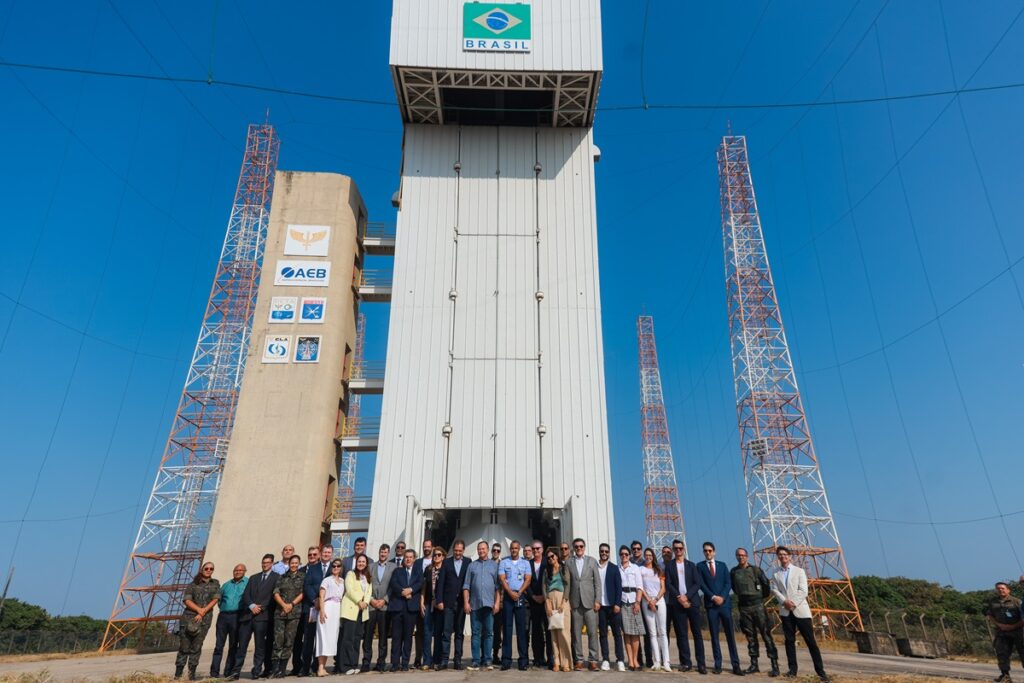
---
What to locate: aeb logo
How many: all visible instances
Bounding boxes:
[463,3,531,53]
[274,260,331,287]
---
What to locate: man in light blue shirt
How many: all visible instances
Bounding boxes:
[498,541,533,670]
[463,541,501,670]
[210,563,248,678]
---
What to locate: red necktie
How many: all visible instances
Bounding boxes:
[710,562,716,578]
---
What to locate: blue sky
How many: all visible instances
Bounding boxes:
[2,0,1023,618]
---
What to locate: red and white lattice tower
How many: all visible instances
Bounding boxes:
[101,123,279,651]
[333,311,365,557]
[637,315,686,551]
[718,134,861,633]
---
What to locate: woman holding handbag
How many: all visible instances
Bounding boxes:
[542,547,573,672]
[339,554,371,675]
[315,561,345,676]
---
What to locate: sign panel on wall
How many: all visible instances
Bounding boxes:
[284,224,331,257]
[262,335,291,364]
[463,3,531,52]
[268,296,298,323]
[300,297,326,324]
[274,260,331,287]
[294,335,322,363]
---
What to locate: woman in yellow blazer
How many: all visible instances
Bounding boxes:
[339,554,371,675]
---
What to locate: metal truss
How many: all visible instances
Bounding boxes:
[637,316,687,552]
[393,67,599,127]
[333,312,365,557]
[101,123,279,651]
[718,134,862,635]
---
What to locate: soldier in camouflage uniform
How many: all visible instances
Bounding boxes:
[731,548,779,677]
[988,581,1023,682]
[271,554,306,678]
[175,562,222,680]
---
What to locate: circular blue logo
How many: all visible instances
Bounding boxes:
[486,10,510,32]
[268,343,286,356]
[281,267,295,278]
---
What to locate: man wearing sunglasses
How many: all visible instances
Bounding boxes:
[664,540,706,674]
[697,542,743,676]
[568,538,602,670]
[528,540,552,668]
[630,541,653,668]
[596,543,625,671]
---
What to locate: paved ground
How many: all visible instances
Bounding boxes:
[0,640,1006,682]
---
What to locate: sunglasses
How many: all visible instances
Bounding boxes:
[599,549,609,553]
[619,552,629,557]
[202,567,214,572]
[573,544,584,549]
[673,547,685,552]
[433,552,443,557]
[703,549,714,553]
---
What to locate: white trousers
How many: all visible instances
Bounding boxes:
[641,598,670,667]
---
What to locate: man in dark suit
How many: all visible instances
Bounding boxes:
[527,540,552,668]
[597,543,624,670]
[697,541,743,676]
[235,554,280,680]
[300,544,332,676]
[665,540,707,674]
[435,539,470,669]
[388,548,423,671]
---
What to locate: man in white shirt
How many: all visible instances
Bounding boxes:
[770,547,828,681]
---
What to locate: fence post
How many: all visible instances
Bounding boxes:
[867,612,876,632]
[884,611,892,634]
[939,616,951,653]
[919,613,929,640]
[900,613,909,639]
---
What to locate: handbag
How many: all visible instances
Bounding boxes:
[548,610,565,630]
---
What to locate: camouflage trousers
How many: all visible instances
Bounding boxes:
[176,616,212,671]
[738,604,778,661]
[273,615,302,662]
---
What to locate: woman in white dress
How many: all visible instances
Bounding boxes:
[316,560,345,676]
[640,548,671,671]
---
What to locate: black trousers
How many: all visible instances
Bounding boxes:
[529,598,552,666]
[780,614,825,676]
[493,609,504,663]
[291,608,307,672]
[413,611,425,666]
[670,603,705,668]
[363,610,389,668]
[994,630,1024,673]
[598,606,624,663]
[342,618,367,670]
[390,610,416,668]
[210,611,240,676]
[235,617,273,677]
[440,606,466,666]
[502,602,529,667]
[334,618,347,671]
[300,612,318,673]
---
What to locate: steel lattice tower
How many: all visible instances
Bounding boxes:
[333,311,365,557]
[637,315,686,551]
[101,123,279,651]
[718,134,861,633]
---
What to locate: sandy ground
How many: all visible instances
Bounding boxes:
[0,637,1011,683]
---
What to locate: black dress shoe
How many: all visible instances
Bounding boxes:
[698,666,708,675]
[359,665,370,673]
[713,666,723,674]
[400,665,410,672]
[682,665,693,672]
[784,671,798,678]
[500,664,511,671]
[732,666,745,676]
[388,665,399,673]
[454,663,464,671]
[518,664,528,671]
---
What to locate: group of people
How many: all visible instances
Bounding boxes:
[174,537,831,681]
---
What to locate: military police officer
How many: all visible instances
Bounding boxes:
[731,548,779,677]
[175,562,222,680]
[272,555,306,678]
[988,581,1024,682]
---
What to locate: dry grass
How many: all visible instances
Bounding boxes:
[0,652,135,666]
[0,672,174,683]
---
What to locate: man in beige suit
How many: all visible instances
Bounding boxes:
[770,547,828,681]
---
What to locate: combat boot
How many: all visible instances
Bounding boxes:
[745,658,759,674]
[174,666,185,679]
[188,665,198,680]
[768,658,781,677]
[270,660,285,679]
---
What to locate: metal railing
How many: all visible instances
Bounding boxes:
[337,416,381,440]
[363,222,396,240]
[355,269,393,289]
[844,610,997,658]
[347,360,385,381]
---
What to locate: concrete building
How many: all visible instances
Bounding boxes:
[204,171,366,573]
[368,0,615,551]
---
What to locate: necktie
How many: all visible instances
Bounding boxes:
[710,562,716,578]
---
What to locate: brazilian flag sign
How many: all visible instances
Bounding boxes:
[463,3,532,52]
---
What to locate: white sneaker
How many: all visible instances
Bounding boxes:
[345,669,358,676]
[663,664,673,673]
[616,661,626,672]
[600,661,610,671]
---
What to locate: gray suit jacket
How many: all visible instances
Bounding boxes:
[369,561,396,612]
[567,555,601,609]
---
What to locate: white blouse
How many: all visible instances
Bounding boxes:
[639,566,662,599]
[320,576,345,602]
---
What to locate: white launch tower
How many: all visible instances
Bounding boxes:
[369,0,614,551]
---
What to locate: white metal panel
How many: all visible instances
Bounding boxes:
[493,359,540,507]
[447,360,497,508]
[496,234,536,359]
[390,0,603,73]
[451,237,496,358]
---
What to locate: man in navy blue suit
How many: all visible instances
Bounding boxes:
[697,541,744,676]
[300,544,332,675]
[665,539,707,674]
[388,548,424,671]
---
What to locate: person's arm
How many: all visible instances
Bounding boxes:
[273,585,290,612]
[498,561,514,599]
[520,565,532,597]
[666,567,680,602]
[590,560,602,611]
[435,564,448,611]
[791,568,808,608]
[318,585,328,624]
[770,573,787,607]
[656,575,666,602]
